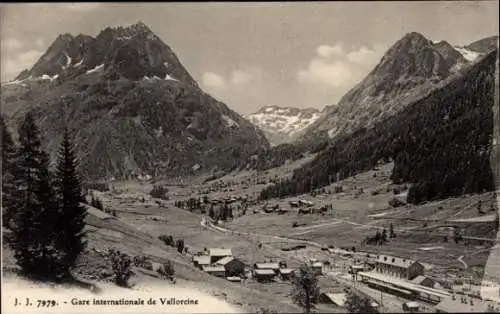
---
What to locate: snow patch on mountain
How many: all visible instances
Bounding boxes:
[86,64,104,74]
[165,74,178,81]
[454,47,481,62]
[63,52,72,69]
[222,114,239,128]
[39,74,59,81]
[74,59,84,67]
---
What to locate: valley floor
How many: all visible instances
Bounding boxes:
[2,159,499,313]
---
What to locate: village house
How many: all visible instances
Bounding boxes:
[254,262,280,273]
[215,256,245,277]
[374,255,424,280]
[253,269,276,282]
[310,260,323,275]
[202,265,226,278]
[278,268,295,280]
[208,248,233,264]
[402,301,420,313]
[192,255,211,270]
[435,295,500,313]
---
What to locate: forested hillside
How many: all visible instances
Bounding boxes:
[260,49,497,204]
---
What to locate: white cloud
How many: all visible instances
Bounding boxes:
[2,38,24,51]
[230,69,252,85]
[298,43,386,88]
[347,44,385,66]
[202,72,226,89]
[35,39,45,47]
[298,59,352,88]
[316,43,344,58]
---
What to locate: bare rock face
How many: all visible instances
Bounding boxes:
[301,32,475,141]
[2,22,269,180]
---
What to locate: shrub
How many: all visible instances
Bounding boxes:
[110,252,132,287]
[133,255,153,270]
[159,234,175,247]
[176,239,185,254]
[388,197,405,208]
[150,185,169,199]
[91,196,104,210]
[157,260,175,282]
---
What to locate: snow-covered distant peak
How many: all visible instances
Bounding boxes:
[454,47,482,62]
[247,105,322,145]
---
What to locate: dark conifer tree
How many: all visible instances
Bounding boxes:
[9,112,62,280]
[54,129,88,278]
[1,115,18,229]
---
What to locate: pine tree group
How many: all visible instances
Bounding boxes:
[53,129,88,277]
[1,115,18,229]
[4,112,87,281]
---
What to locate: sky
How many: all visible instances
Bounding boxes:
[0,2,498,115]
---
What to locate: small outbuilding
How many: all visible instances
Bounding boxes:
[253,269,276,282]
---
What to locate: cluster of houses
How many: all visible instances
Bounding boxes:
[192,248,325,284]
[192,248,246,282]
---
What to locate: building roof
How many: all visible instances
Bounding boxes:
[215,256,236,266]
[209,248,232,257]
[321,293,347,307]
[376,254,421,269]
[254,262,280,270]
[311,262,323,268]
[278,268,295,275]
[358,271,450,299]
[202,265,226,273]
[411,275,434,285]
[435,295,500,313]
[194,255,211,265]
[254,269,276,276]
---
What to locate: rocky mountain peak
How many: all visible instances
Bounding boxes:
[301,31,471,141]
[13,22,198,87]
[3,23,269,179]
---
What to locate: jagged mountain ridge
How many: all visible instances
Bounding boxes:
[246,105,323,145]
[14,22,198,87]
[300,32,484,141]
[260,48,497,204]
[1,22,270,180]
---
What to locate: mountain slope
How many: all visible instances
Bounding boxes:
[246,105,322,145]
[453,35,499,62]
[1,22,269,180]
[465,35,499,54]
[301,32,471,141]
[261,49,497,204]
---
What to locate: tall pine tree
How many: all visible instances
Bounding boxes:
[1,115,18,229]
[54,128,88,277]
[9,111,63,280]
